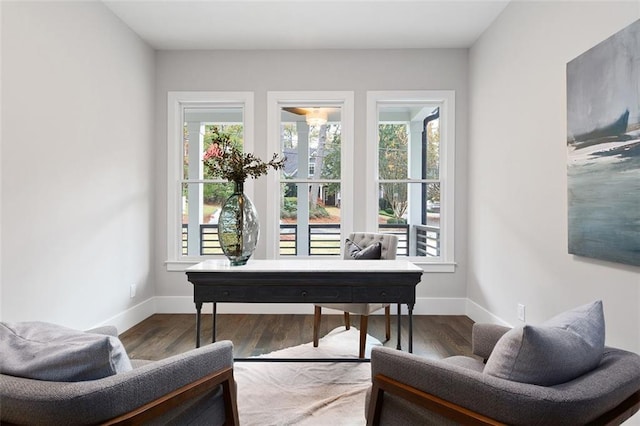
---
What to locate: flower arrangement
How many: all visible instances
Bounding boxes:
[203,126,285,183]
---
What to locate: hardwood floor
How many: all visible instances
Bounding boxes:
[119,313,477,361]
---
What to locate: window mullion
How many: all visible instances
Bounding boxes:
[377,179,440,184]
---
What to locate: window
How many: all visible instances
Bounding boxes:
[367,91,455,271]
[167,92,254,270]
[167,90,452,271]
[266,92,354,258]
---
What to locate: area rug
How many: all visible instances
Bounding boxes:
[234,327,382,426]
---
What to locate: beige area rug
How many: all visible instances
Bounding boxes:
[234,327,382,426]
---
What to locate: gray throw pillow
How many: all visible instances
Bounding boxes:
[0,321,133,382]
[484,300,605,386]
[345,239,382,259]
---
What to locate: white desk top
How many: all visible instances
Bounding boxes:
[186,258,423,273]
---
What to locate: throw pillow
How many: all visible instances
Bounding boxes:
[0,321,133,382]
[483,300,605,386]
[345,239,382,259]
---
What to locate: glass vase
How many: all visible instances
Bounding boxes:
[218,181,259,266]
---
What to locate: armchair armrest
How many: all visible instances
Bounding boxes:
[368,346,640,425]
[0,341,236,425]
[471,323,510,360]
[102,366,238,425]
[368,373,503,426]
[368,346,506,425]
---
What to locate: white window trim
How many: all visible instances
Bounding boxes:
[366,91,456,273]
[166,91,254,271]
[266,91,355,259]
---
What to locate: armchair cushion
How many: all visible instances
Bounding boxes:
[0,321,132,382]
[346,239,382,259]
[484,300,605,386]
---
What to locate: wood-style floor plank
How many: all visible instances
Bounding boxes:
[119,314,476,361]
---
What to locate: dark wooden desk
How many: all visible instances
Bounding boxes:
[186,259,423,354]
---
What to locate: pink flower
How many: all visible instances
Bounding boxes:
[203,126,285,183]
[204,142,223,160]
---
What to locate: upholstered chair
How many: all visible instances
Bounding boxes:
[0,322,239,425]
[366,301,640,425]
[313,232,399,358]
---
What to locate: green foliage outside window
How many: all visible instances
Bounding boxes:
[281,197,330,220]
[320,126,341,197]
[379,124,409,220]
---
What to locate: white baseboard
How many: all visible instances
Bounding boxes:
[102,296,510,332]
[94,298,156,333]
[465,299,511,327]
[413,297,467,315]
[154,296,319,315]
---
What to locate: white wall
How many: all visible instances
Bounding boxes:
[6,0,638,348]
[1,1,156,330]
[154,49,469,314]
[469,1,640,351]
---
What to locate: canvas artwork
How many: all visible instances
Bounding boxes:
[566,19,640,267]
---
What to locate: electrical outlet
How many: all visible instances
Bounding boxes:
[517,303,526,322]
[130,283,137,298]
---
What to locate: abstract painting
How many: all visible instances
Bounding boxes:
[567,19,640,267]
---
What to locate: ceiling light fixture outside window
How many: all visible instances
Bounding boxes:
[306,109,327,127]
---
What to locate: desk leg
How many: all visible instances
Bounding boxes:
[195,302,203,348]
[212,302,217,343]
[396,303,402,351]
[408,303,414,353]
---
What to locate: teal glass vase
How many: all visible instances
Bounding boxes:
[218,181,259,266]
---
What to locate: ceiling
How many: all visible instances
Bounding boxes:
[102,1,510,50]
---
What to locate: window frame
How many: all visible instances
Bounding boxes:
[366,91,456,272]
[266,91,355,259]
[166,91,254,271]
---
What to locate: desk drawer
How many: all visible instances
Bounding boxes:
[196,286,251,302]
[255,286,351,303]
[352,286,414,303]
[195,285,351,303]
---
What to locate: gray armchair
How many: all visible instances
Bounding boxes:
[0,325,239,425]
[367,323,640,425]
[313,232,399,358]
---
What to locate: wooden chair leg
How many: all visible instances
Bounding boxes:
[344,312,351,330]
[359,315,369,359]
[313,306,321,347]
[385,305,391,341]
